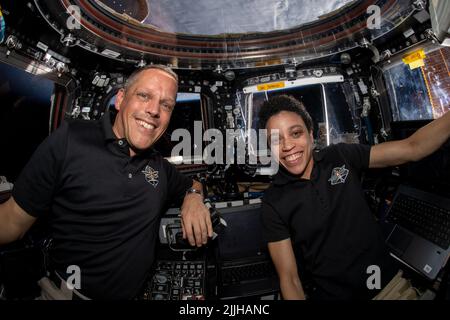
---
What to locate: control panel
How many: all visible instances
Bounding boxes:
[140,260,206,300]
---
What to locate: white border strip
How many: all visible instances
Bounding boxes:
[243,75,344,94]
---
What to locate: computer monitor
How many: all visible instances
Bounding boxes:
[383,46,450,194]
[216,203,267,261]
[0,62,54,181]
[153,92,204,163]
[242,74,359,159]
[383,46,450,122]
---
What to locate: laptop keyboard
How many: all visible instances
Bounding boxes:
[221,261,276,285]
[388,193,450,249]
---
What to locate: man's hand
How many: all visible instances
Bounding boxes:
[180,181,213,247]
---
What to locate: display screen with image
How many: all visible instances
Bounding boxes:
[0,63,54,181]
[153,92,204,161]
[244,80,359,157]
[384,47,450,122]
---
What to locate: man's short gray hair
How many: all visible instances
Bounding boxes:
[124,64,179,91]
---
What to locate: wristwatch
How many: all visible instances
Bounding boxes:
[186,187,203,197]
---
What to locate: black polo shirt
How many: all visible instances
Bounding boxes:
[12,111,192,299]
[262,143,396,300]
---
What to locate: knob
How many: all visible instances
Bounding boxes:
[6,35,20,49]
[155,274,168,284]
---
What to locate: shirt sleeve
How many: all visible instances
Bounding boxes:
[261,200,290,243]
[162,159,193,206]
[12,122,69,217]
[335,143,371,171]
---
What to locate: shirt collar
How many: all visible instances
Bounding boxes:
[272,148,325,186]
[102,109,117,142]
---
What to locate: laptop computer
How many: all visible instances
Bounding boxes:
[214,202,279,299]
[385,185,450,280]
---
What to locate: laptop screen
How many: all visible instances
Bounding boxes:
[216,203,268,261]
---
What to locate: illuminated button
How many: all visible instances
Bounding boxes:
[153,293,164,300]
[155,274,168,284]
[156,284,168,292]
[128,173,132,179]
[194,288,202,295]
[186,280,194,287]
[118,140,124,146]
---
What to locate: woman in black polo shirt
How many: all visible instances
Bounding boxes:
[259,95,450,300]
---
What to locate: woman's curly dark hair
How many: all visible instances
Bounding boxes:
[258,95,313,132]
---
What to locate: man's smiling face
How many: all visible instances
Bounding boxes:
[113,69,177,156]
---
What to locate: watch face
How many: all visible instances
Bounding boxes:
[186,188,204,199]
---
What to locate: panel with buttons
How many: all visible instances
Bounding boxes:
[139,260,206,300]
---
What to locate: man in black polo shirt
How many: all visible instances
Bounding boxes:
[259,95,450,300]
[0,65,212,299]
